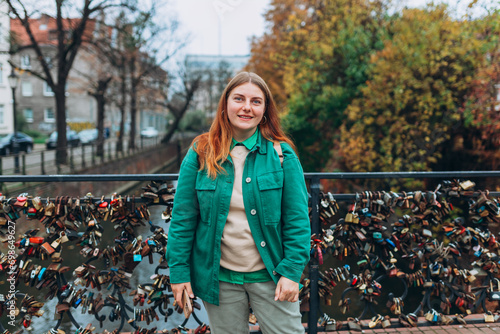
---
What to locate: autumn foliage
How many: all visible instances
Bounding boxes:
[247,0,500,177]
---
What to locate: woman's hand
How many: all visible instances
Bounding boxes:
[171,282,195,309]
[274,276,299,302]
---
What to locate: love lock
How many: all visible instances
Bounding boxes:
[22,314,31,328]
[368,314,383,328]
[381,315,392,328]
[490,279,500,300]
[194,323,209,334]
[484,311,495,323]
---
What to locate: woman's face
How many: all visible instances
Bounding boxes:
[226,82,266,142]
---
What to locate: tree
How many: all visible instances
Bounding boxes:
[197,60,233,121]
[71,16,114,157]
[7,0,125,164]
[119,1,184,151]
[88,76,112,157]
[458,10,500,170]
[245,0,311,110]
[338,5,489,178]
[280,0,392,171]
[95,9,130,154]
[160,63,202,144]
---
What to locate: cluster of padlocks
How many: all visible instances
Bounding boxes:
[304,179,500,330]
[0,181,210,334]
[1,179,500,332]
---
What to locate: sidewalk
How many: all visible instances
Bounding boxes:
[314,314,500,334]
[331,323,499,334]
[99,315,498,333]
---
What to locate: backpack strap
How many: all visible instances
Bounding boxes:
[273,142,283,167]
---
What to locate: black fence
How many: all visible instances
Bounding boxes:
[0,136,163,176]
[1,171,500,334]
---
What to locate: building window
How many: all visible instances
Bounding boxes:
[111,28,117,47]
[21,55,31,69]
[0,105,4,124]
[23,108,33,123]
[21,80,33,96]
[44,108,55,123]
[43,82,54,96]
[45,56,53,69]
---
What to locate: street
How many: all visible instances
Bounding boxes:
[0,137,161,175]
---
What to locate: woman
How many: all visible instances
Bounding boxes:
[166,72,310,333]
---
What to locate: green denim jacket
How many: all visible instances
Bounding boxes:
[166,132,311,305]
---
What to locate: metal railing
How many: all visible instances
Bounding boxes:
[0,136,163,176]
[1,170,500,334]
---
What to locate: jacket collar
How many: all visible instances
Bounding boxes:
[226,128,268,165]
[253,127,268,155]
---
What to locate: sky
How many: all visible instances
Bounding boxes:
[172,0,474,58]
[173,0,271,57]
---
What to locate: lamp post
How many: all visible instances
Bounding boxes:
[8,68,20,173]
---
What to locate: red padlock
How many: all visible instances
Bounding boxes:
[317,244,323,265]
[489,235,496,246]
[27,246,35,255]
[23,316,31,328]
[29,237,44,244]
[194,324,208,334]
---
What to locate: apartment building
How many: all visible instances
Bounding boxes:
[9,13,168,137]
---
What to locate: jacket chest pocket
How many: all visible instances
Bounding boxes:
[257,170,284,225]
[196,172,217,224]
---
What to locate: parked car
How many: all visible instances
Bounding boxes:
[0,132,34,156]
[140,127,159,138]
[46,130,81,149]
[78,129,99,145]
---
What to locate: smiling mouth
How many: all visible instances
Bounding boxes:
[238,115,253,120]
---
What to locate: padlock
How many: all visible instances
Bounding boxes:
[425,310,435,322]
[485,311,495,323]
[368,314,383,328]
[27,207,38,218]
[490,279,500,301]
[59,232,69,243]
[381,315,391,328]
[433,310,440,323]
[41,242,56,255]
[50,238,61,249]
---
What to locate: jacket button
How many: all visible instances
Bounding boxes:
[246,177,251,183]
[273,270,277,275]
[260,241,266,247]
[251,209,257,215]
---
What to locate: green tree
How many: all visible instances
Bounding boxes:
[280,0,391,171]
[245,0,310,110]
[338,5,488,176]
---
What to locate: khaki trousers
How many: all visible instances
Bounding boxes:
[203,281,305,334]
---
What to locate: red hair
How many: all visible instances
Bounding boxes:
[193,72,294,178]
